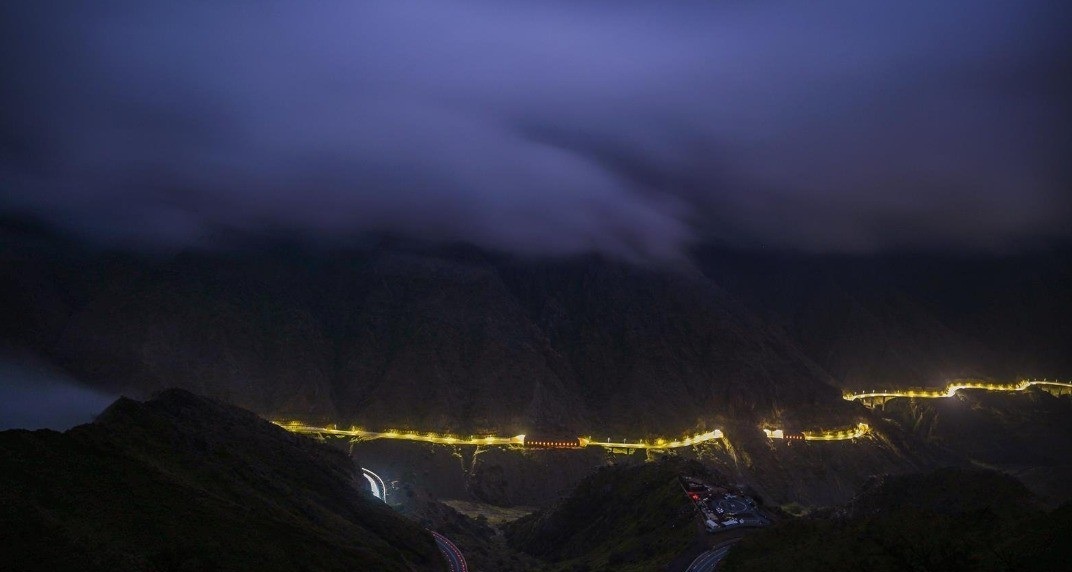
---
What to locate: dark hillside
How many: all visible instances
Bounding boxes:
[0,389,444,572]
[505,457,715,572]
[881,388,1072,504]
[721,467,1069,572]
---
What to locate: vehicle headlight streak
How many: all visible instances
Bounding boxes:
[361,468,387,502]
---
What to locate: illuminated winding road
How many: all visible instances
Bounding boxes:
[278,424,525,447]
[275,379,1065,450]
[278,420,867,447]
[799,422,870,441]
[844,379,1072,406]
[580,430,724,449]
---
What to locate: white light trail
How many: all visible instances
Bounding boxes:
[361,468,387,503]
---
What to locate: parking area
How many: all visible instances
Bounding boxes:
[680,476,771,533]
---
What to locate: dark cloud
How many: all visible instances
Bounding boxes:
[2,0,1070,260]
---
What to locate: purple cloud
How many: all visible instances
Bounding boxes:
[2,1,1069,259]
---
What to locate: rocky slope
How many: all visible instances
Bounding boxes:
[880,388,1072,504]
[0,389,445,572]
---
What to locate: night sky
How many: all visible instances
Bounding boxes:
[2,1,1070,262]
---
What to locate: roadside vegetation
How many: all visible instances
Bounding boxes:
[0,390,445,572]
[505,456,719,572]
[722,467,1071,572]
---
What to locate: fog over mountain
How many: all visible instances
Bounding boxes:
[3,1,1071,262]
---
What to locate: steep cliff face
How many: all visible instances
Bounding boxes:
[698,247,1072,389]
[333,251,588,435]
[3,222,1070,437]
[1,228,846,435]
[0,389,445,572]
[495,260,843,432]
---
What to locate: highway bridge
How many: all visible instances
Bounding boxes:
[581,429,725,449]
[276,422,735,449]
[274,379,1066,451]
[763,423,870,441]
[277,423,526,447]
[277,421,868,448]
[844,379,1072,408]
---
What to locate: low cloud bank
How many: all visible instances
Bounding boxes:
[2,1,1070,260]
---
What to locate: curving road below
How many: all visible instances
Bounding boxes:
[431,530,468,572]
[686,540,739,572]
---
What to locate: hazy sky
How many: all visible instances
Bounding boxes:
[0,358,116,430]
[2,1,1070,261]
